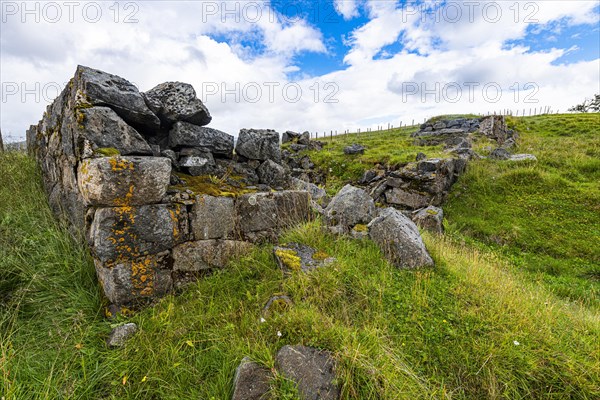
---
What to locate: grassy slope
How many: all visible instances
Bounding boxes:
[1,114,599,399]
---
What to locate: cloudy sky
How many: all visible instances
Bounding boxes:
[1,0,599,141]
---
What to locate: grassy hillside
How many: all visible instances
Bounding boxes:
[1,114,599,399]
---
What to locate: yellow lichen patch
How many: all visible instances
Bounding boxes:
[353,224,369,232]
[312,250,330,261]
[426,208,439,216]
[275,249,302,272]
[171,173,256,198]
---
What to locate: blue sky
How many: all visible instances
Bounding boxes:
[1,0,599,140]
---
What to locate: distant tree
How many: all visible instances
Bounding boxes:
[569,94,600,113]
[0,129,4,152]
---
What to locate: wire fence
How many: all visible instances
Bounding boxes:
[308,106,561,140]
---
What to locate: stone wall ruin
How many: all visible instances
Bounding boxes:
[27,66,311,310]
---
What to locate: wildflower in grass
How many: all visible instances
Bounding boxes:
[260,317,266,323]
[277,331,282,337]
[513,340,520,346]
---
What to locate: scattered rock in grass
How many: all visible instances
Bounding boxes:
[275,345,340,400]
[324,184,376,232]
[412,206,444,234]
[232,357,272,400]
[368,207,434,269]
[490,148,511,160]
[273,243,335,274]
[509,154,537,162]
[416,152,427,161]
[343,143,365,155]
[106,323,138,347]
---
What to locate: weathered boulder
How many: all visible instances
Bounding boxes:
[298,131,310,145]
[275,345,340,400]
[324,185,376,230]
[236,129,281,162]
[273,243,335,274]
[412,206,444,234]
[172,240,254,272]
[95,251,173,305]
[74,65,160,132]
[191,195,235,240]
[106,323,138,347]
[78,156,171,206]
[88,204,188,263]
[490,148,511,160]
[368,208,434,269]
[343,143,365,155]
[257,160,287,187]
[143,81,211,126]
[169,122,234,156]
[232,357,272,400]
[75,106,152,156]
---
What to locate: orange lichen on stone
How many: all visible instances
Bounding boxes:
[131,256,154,297]
[109,157,134,172]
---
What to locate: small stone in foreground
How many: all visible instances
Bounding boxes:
[232,357,272,400]
[275,345,340,400]
[106,323,138,347]
[273,243,335,274]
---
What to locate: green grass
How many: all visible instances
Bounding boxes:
[301,125,446,192]
[444,114,600,307]
[2,113,600,399]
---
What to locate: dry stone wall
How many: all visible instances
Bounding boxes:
[27,66,311,310]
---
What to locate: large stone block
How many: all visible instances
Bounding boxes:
[169,122,233,156]
[78,156,171,206]
[76,106,152,156]
[88,204,188,263]
[385,187,431,209]
[191,195,236,240]
[368,208,434,269]
[74,65,160,131]
[235,129,281,162]
[95,251,173,305]
[143,81,211,126]
[172,240,254,272]
[235,191,310,233]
